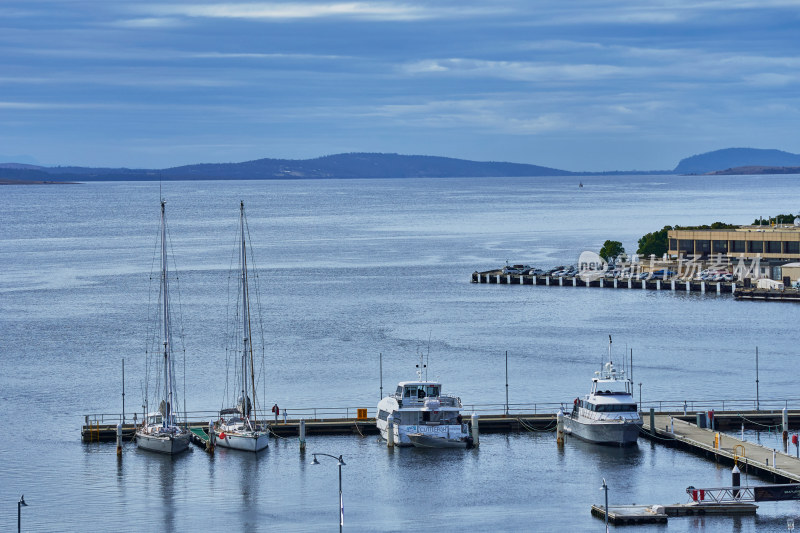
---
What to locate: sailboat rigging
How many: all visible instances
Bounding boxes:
[136,200,191,455]
[212,201,270,452]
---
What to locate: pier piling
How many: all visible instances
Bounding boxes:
[556,411,564,445]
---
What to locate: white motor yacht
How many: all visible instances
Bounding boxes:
[563,339,643,446]
[376,358,472,448]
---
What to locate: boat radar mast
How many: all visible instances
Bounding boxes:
[415,352,427,381]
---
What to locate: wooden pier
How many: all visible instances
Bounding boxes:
[471,270,738,294]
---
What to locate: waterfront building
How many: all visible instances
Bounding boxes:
[667,225,800,281]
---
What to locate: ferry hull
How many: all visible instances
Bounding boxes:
[407,433,470,449]
[377,421,468,447]
[214,432,269,452]
[563,418,641,446]
[136,431,191,455]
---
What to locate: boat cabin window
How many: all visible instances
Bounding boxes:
[589,403,638,412]
[404,387,415,398]
[396,386,403,396]
[425,385,439,397]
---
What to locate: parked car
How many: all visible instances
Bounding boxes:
[502,264,531,275]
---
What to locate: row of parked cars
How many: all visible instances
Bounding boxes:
[501,264,735,282]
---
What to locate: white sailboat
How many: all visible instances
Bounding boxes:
[136,200,191,455]
[212,201,270,453]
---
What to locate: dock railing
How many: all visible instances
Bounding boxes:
[638,398,800,413]
[82,397,800,427]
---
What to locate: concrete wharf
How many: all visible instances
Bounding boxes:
[472,270,737,294]
[471,270,742,294]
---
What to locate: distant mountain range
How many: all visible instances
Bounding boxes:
[2,148,800,183]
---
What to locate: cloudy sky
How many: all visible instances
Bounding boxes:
[1,0,799,170]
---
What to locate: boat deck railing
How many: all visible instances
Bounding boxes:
[83,396,800,427]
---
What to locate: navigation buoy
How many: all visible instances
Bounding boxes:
[732,464,741,498]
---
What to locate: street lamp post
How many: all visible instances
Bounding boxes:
[18,495,28,533]
[600,479,609,531]
[311,453,346,532]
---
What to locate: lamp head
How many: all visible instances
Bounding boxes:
[338,456,346,466]
[19,495,27,506]
[310,455,320,465]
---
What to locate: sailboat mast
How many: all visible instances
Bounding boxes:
[241,201,257,423]
[161,200,173,429]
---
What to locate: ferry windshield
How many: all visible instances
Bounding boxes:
[403,385,440,399]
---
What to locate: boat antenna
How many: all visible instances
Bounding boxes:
[426,331,431,381]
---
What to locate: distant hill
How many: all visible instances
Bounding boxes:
[706,165,800,175]
[674,148,800,174]
[0,153,576,182]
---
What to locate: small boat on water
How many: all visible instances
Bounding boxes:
[376,356,472,448]
[562,337,642,446]
[212,201,269,453]
[136,200,191,455]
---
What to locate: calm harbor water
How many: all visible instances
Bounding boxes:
[2,175,800,531]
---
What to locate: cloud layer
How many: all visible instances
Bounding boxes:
[0,0,798,169]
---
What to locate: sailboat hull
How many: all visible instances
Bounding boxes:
[136,430,191,455]
[215,431,269,452]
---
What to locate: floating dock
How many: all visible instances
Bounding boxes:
[472,271,738,294]
[734,288,800,301]
[82,410,800,442]
[81,413,559,443]
[591,502,757,525]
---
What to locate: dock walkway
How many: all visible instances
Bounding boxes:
[643,414,800,483]
[81,413,559,443]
